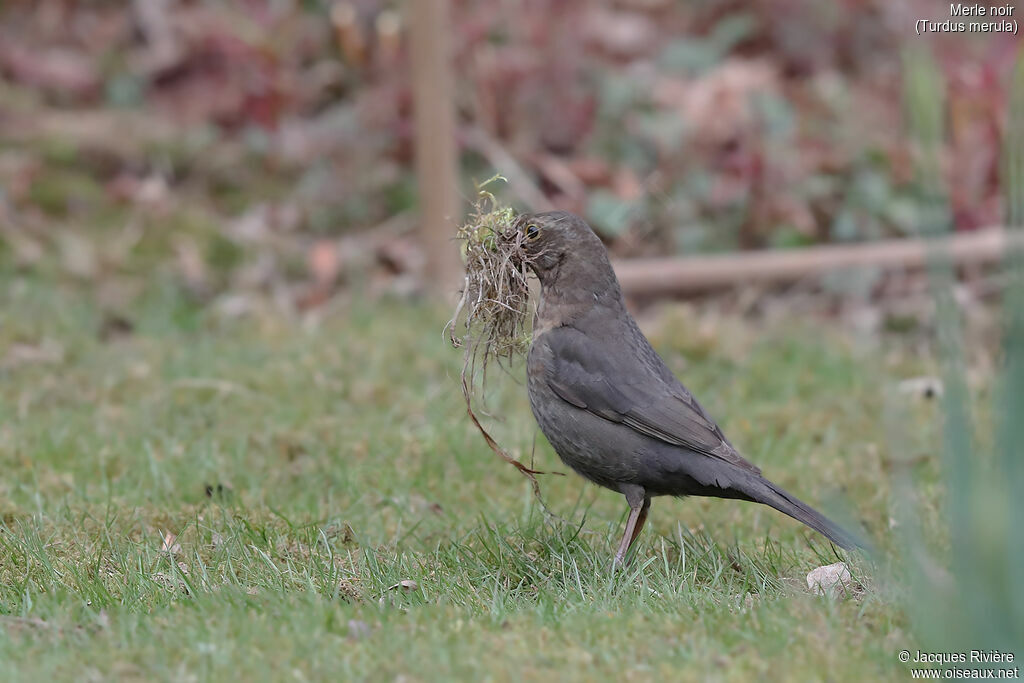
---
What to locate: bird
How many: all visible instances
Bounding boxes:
[516,210,863,565]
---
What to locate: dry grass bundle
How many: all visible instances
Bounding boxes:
[448,181,533,375]
[447,178,555,500]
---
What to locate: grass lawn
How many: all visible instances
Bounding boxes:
[0,271,954,681]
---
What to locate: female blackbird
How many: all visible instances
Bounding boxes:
[518,211,862,564]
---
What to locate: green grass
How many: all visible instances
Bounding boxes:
[0,273,955,681]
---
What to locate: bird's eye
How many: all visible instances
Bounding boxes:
[526,224,540,240]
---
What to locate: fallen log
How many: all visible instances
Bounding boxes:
[613,227,1023,296]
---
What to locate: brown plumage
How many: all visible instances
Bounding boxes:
[518,211,862,564]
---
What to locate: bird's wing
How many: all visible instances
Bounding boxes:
[542,325,761,474]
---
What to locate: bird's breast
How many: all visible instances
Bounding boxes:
[525,337,646,491]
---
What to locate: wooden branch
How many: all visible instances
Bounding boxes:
[409,0,461,292]
[464,127,555,212]
[613,228,1024,296]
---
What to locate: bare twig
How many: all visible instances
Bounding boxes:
[464,127,555,213]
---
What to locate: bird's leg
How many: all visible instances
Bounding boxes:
[613,507,641,567]
[627,495,651,550]
[613,489,650,567]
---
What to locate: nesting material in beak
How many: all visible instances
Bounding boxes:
[446,179,555,507]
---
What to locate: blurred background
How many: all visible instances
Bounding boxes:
[1,2,1023,672]
[0,0,1018,323]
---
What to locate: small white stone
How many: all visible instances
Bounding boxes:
[807,562,853,599]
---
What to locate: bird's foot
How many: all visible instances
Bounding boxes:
[611,550,630,571]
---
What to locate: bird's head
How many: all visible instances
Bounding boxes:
[512,211,616,292]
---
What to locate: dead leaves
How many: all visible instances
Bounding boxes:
[387,579,418,592]
[0,42,100,99]
[378,578,419,609]
[160,530,182,554]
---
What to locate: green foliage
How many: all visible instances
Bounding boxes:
[893,48,1024,654]
[659,13,756,74]
[586,190,641,236]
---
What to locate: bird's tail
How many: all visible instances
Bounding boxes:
[736,475,864,551]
